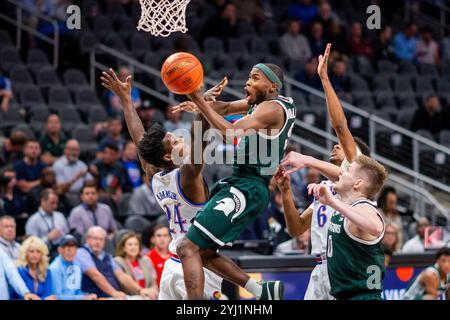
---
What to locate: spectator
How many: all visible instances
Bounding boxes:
[287,0,318,27]
[0,216,21,260]
[312,1,339,38]
[234,0,265,25]
[75,226,155,299]
[25,167,70,216]
[121,141,143,190]
[410,95,449,135]
[40,114,68,166]
[53,139,92,203]
[266,188,290,246]
[49,235,97,300]
[327,20,347,55]
[90,143,127,203]
[280,19,312,63]
[0,167,27,221]
[416,26,440,65]
[347,21,374,58]
[68,182,117,239]
[308,21,326,58]
[377,186,403,228]
[137,100,159,132]
[13,139,47,194]
[202,2,240,40]
[329,58,352,96]
[114,233,158,299]
[372,25,395,61]
[0,249,40,300]
[384,247,393,268]
[274,229,311,255]
[294,57,322,90]
[239,207,270,241]
[402,217,431,253]
[146,224,172,288]
[164,105,191,132]
[15,236,56,300]
[97,117,126,155]
[0,131,27,167]
[22,0,55,17]
[129,172,164,218]
[107,66,141,115]
[0,73,13,112]
[25,189,69,258]
[393,22,418,61]
[383,222,402,253]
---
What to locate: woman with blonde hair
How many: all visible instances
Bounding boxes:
[14,236,56,299]
[383,222,403,253]
[114,232,158,299]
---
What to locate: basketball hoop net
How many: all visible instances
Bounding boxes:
[137,0,191,37]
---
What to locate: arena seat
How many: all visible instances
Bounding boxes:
[0,47,23,72]
[27,49,51,74]
[63,68,89,92]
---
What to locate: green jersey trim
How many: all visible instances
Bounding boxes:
[343,200,386,246]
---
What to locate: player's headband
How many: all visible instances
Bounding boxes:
[253,63,283,91]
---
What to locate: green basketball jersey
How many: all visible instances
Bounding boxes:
[402,264,450,300]
[326,199,386,300]
[232,95,296,184]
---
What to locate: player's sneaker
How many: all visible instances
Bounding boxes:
[259,280,284,300]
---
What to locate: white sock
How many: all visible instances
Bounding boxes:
[244,278,262,299]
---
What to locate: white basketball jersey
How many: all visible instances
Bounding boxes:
[151,168,205,255]
[308,180,336,256]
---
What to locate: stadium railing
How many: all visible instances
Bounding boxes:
[405,0,450,37]
[0,0,59,67]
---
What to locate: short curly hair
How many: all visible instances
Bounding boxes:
[138,123,171,168]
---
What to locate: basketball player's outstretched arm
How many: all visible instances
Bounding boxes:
[281,152,341,181]
[203,76,249,115]
[172,77,249,116]
[309,183,384,237]
[179,101,210,202]
[172,99,249,116]
[188,91,282,137]
[274,167,312,236]
[101,69,153,174]
[318,43,358,162]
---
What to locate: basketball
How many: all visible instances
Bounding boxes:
[160,52,203,95]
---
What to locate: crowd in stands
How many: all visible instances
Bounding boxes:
[0,214,171,300]
[0,0,449,300]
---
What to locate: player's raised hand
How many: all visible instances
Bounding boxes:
[171,101,199,114]
[318,43,331,80]
[280,151,310,175]
[308,183,334,206]
[274,166,291,192]
[101,68,132,100]
[204,77,228,102]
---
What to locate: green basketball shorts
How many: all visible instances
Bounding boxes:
[186,175,270,250]
[348,292,383,300]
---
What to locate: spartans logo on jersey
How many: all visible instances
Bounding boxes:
[214,187,247,222]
